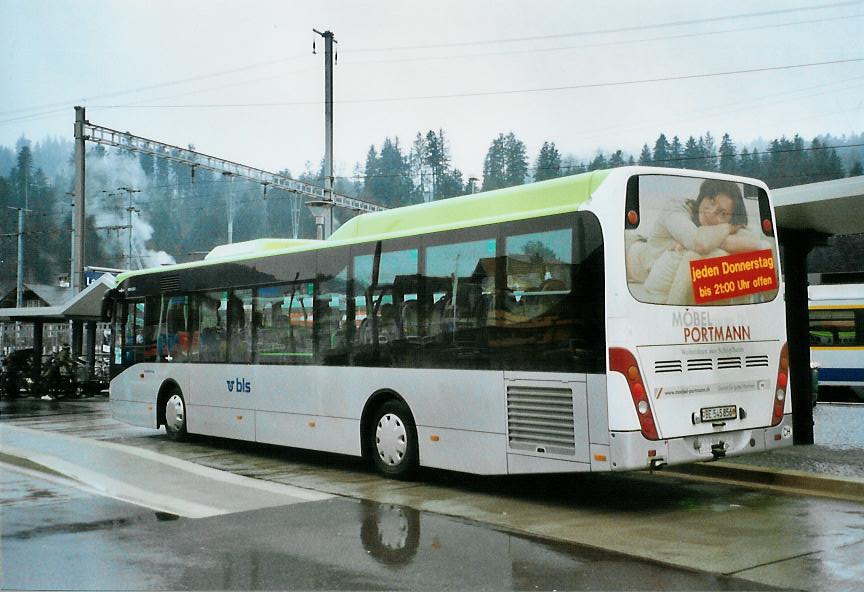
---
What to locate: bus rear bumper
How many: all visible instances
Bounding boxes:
[608,414,794,471]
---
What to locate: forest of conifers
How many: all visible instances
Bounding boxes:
[1,129,862,288]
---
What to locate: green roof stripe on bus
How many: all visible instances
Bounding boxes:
[329,169,608,242]
[114,169,609,287]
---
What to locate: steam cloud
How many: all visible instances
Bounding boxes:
[86,151,175,269]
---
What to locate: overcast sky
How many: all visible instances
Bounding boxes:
[1,0,862,180]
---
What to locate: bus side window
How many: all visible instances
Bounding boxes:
[353,247,419,367]
[122,299,146,365]
[317,247,351,365]
[159,295,194,362]
[142,297,161,363]
[227,289,252,364]
[254,283,314,365]
[197,291,226,363]
[423,236,496,369]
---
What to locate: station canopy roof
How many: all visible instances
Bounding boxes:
[773,175,864,236]
[0,275,115,323]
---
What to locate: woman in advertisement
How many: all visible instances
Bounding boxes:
[627,179,766,305]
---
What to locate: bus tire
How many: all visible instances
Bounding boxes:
[369,400,418,480]
[163,388,188,439]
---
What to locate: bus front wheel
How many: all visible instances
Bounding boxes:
[163,389,187,439]
[369,400,418,480]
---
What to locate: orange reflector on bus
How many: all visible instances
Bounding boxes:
[774,434,782,441]
[236,415,243,421]
[430,435,440,442]
[647,449,657,457]
[594,454,606,462]
[627,210,639,225]
[308,421,316,428]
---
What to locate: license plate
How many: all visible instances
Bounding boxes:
[701,405,737,422]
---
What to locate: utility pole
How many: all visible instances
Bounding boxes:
[14,156,30,308]
[8,206,31,308]
[65,194,75,287]
[313,28,337,238]
[73,106,87,294]
[16,208,24,307]
[117,187,141,269]
[223,173,235,244]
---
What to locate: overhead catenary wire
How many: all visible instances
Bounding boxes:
[88,57,864,110]
[349,1,864,53]
[345,13,864,67]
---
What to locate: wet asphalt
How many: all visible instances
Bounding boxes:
[1,464,774,591]
[2,397,863,591]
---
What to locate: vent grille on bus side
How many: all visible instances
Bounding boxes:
[687,358,713,371]
[655,360,683,373]
[506,385,575,456]
[717,356,742,369]
[746,355,770,368]
[159,275,180,292]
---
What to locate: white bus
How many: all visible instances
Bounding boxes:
[106,166,792,478]
[809,283,864,401]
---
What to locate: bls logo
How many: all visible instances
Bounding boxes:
[227,378,252,393]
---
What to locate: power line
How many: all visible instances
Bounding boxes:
[345,13,864,67]
[350,1,864,52]
[0,53,310,119]
[91,57,864,110]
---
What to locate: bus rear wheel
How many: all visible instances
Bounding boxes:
[164,389,187,439]
[369,400,418,480]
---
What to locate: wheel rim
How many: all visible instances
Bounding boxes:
[165,394,185,432]
[376,413,407,467]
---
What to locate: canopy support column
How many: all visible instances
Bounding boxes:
[32,320,43,385]
[86,321,96,380]
[778,228,824,445]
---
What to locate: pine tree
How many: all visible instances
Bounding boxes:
[377,137,413,206]
[652,134,670,166]
[702,131,717,172]
[849,160,864,177]
[362,145,380,201]
[588,152,607,171]
[503,132,528,187]
[825,147,845,180]
[438,168,465,198]
[409,132,429,202]
[534,141,561,181]
[608,150,626,168]
[482,134,507,191]
[683,136,700,169]
[638,144,652,166]
[424,129,452,199]
[718,133,737,174]
[669,136,683,168]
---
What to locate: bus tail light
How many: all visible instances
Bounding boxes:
[609,347,659,440]
[771,343,789,426]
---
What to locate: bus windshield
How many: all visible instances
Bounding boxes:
[625,175,779,306]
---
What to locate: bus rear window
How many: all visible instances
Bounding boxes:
[625,175,779,306]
